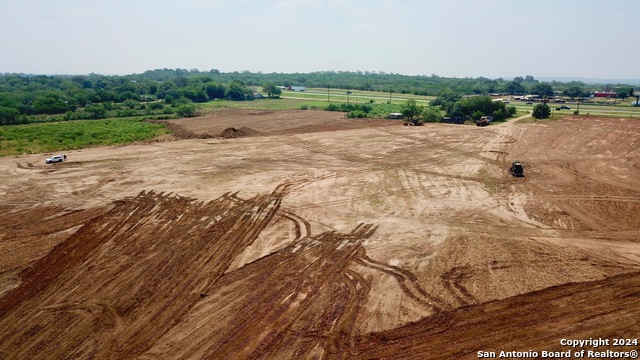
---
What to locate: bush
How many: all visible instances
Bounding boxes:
[421,106,443,122]
[532,103,551,119]
[148,102,164,110]
[347,110,367,118]
[176,103,196,117]
[325,103,340,111]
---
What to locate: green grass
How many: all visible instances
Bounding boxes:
[515,101,640,118]
[280,88,435,105]
[196,98,328,111]
[0,118,169,156]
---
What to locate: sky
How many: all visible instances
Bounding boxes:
[1,0,639,80]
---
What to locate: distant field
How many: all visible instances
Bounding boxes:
[4,92,638,157]
[0,118,168,157]
[200,89,640,118]
[197,98,330,111]
[279,88,435,105]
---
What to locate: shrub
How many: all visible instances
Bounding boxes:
[176,103,196,117]
[532,103,551,119]
[347,110,367,118]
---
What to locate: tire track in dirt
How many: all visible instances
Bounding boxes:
[357,252,450,311]
[162,223,380,360]
[0,187,444,360]
[271,132,486,197]
[353,271,640,359]
[0,189,284,359]
[375,125,505,167]
[440,265,478,306]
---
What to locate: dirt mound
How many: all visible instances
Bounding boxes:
[219,126,260,139]
[167,108,398,137]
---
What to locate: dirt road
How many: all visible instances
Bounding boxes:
[0,110,638,359]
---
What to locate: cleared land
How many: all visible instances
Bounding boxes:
[0,110,639,359]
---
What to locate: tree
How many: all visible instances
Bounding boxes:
[262,83,281,98]
[616,87,632,99]
[225,80,249,100]
[85,103,107,119]
[176,102,196,117]
[505,81,525,95]
[401,99,421,121]
[530,83,554,97]
[204,82,225,100]
[532,103,551,119]
[421,106,442,122]
[565,84,586,99]
[0,106,21,125]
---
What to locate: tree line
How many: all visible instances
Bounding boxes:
[0,68,635,125]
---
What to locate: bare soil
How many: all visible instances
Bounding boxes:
[0,110,639,359]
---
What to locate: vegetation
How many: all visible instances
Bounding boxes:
[262,83,282,98]
[2,69,639,156]
[532,103,551,119]
[430,95,516,121]
[421,106,444,123]
[324,102,374,118]
[1,69,636,124]
[401,99,420,121]
[0,118,168,156]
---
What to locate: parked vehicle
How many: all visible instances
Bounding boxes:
[45,154,67,164]
[442,117,464,124]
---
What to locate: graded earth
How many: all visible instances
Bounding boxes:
[0,110,639,359]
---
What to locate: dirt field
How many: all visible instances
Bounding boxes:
[0,110,639,359]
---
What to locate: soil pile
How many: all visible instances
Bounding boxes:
[219,126,260,139]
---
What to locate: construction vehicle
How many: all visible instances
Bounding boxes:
[509,161,524,177]
[475,116,492,127]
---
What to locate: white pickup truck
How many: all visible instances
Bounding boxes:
[45,154,67,164]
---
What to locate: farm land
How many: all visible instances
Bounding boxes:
[0,105,639,358]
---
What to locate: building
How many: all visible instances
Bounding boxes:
[593,91,617,98]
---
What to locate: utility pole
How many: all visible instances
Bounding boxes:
[327,86,330,102]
